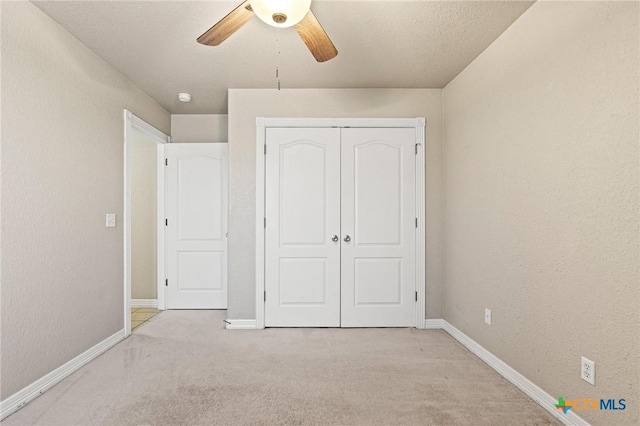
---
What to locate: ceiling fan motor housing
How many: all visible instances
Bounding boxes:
[250,0,311,28]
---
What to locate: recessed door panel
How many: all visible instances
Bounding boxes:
[177,156,222,241]
[341,128,416,327]
[355,143,402,246]
[166,143,228,309]
[354,258,402,305]
[177,252,223,291]
[265,128,341,327]
[279,258,327,305]
[280,143,326,245]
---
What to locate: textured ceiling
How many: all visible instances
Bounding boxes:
[33,1,534,114]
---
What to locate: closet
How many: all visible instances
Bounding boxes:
[257,119,425,328]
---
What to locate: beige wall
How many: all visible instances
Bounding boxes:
[227,89,443,320]
[131,129,158,300]
[171,114,228,143]
[443,2,639,424]
[0,2,170,399]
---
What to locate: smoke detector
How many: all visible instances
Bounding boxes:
[178,92,192,103]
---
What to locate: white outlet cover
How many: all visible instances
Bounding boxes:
[484,308,491,325]
[581,356,595,385]
[106,213,116,228]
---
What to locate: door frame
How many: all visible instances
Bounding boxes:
[123,110,170,336]
[255,117,427,329]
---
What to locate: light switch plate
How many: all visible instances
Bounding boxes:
[106,213,116,228]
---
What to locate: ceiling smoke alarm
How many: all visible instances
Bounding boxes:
[178,93,192,102]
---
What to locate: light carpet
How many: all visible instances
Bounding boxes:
[2,310,560,425]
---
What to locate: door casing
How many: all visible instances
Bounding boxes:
[255,117,427,329]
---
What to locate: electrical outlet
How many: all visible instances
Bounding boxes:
[581,356,595,385]
[484,308,491,325]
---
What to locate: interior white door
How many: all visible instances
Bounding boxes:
[264,128,341,326]
[340,128,416,327]
[165,143,228,309]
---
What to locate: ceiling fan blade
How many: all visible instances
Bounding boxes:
[294,10,338,62]
[197,1,254,46]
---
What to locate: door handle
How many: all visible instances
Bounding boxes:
[343,235,351,242]
[331,235,339,242]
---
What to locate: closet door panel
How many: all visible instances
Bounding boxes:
[264,128,341,327]
[340,128,416,327]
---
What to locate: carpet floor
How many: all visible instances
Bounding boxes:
[2,310,560,425]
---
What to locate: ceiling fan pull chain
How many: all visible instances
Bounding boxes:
[276,32,281,90]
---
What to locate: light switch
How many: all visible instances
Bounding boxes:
[106,213,116,228]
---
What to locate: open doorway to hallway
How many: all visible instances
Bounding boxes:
[130,308,160,330]
[130,126,161,331]
[124,111,169,334]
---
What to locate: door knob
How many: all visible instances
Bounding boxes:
[331,235,339,242]
[344,235,351,242]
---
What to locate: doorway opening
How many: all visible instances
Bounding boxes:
[124,110,169,336]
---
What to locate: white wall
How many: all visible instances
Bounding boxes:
[443,2,639,425]
[0,2,170,399]
[227,89,443,320]
[131,129,158,300]
[171,114,228,143]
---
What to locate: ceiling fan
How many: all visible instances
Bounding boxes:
[197,0,338,62]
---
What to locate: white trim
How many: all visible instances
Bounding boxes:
[0,329,125,420]
[422,319,444,329]
[156,143,166,310]
[255,122,266,329]
[258,117,423,128]
[124,110,169,337]
[129,112,169,141]
[124,110,132,335]
[225,319,258,330]
[415,119,427,329]
[131,299,158,309]
[441,321,589,426]
[255,118,426,329]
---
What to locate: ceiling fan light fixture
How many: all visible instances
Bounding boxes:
[250,0,312,28]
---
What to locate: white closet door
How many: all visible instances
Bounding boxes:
[340,128,416,327]
[166,143,228,309]
[265,128,341,326]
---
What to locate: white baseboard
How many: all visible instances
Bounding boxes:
[421,319,445,329]
[131,299,158,308]
[225,319,257,330]
[441,321,589,426]
[0,329,126,420]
